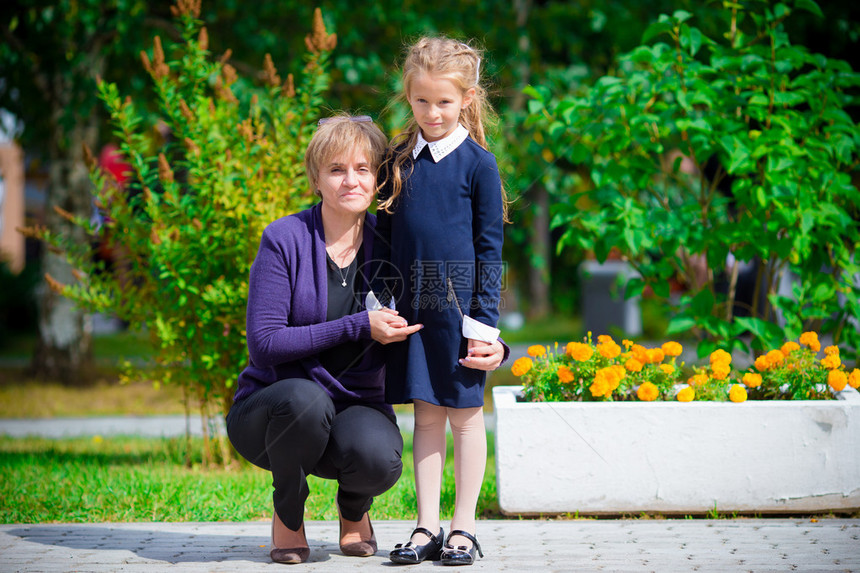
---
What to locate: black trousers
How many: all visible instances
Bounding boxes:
[226,378,403,531]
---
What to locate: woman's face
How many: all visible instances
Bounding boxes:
[316,151,376,217]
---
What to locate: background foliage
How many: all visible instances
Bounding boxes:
[526,0,860,360]
[23,3,333,463]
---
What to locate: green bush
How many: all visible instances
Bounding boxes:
[25,3,334,463]
[527,0,860,360]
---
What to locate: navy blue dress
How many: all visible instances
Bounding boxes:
[376,134,504,408]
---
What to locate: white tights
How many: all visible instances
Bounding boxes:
[411,399,486,545]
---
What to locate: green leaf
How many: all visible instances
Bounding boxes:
[672,10,693,23]
[667,315,696,335]
[690,288,715,316]
[735,317,785,348]
[794,0,824,18]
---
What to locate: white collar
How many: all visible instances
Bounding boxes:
[412,124,470,162]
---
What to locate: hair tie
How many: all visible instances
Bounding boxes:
[459,42,481,85]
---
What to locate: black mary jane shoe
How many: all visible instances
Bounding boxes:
[440,530,483,566]
[389,526,444,565]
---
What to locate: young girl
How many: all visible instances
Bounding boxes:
[375,37,507,566]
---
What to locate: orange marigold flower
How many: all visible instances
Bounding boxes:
[709,349,732,366]
[742,372,762,388]
[754,355,770,372]
[511,357,533,377]
[557,365,574,384]
[688,373,708,387]
[828,370,848,392]
[609,365,626,388]
[661,341,683,357]
[729,384,748,403]
[625,358,644,373]
[646,348,665,364]
[637,381,659,401]
[630,344,648,363]
[659,364,675,376]
[711,362,731,381]
[848,369,860,389]
[799,331,821,352]
[590,378,609,398]
[821,354,841,370]
[566,342,593,362]
[527,345,546,357]
[677,386,695,402]
[597,341,621,359]
[780,341,800,357]
[597,334,614,344]
[592,365,624,396]
[765,349,784,368]
[824,345,839,356]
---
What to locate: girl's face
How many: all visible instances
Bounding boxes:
[316,151,376,219]
[407,72,474,142]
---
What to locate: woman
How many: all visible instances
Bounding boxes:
[226,115,506,565]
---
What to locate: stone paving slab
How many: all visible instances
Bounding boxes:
[1,519,858,572]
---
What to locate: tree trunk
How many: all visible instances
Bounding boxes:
[527,183,551,318]
[31,79,99,385]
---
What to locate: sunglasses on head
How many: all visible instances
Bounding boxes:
[317,115,373,126]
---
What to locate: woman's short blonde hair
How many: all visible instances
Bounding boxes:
[305,115,388,197]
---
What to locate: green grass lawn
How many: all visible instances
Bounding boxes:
[0,433,498,524]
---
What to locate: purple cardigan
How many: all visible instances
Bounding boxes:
[234,203,391,416]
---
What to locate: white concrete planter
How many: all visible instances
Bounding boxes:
[493,385,860,515]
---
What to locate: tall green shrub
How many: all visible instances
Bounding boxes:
[24,1,335,464]
[527,0,860,360]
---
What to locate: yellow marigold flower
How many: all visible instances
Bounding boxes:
[622,339,634,349]
[661,341,683,357]
[766,349,784,368]
[824,345,839,356]
[821,354,841,370]
[780,341,800,357]
[677,386,695,402]
[597,334,614,344]
[637,381,659,401]
[799,331,821,352]
[709,349,732,366]
[688,373,708,387]
[557,365,574,384]
[659,364,675,375]
[597,341,621,359]
[527,345,546,357]
[625,358,644,373]
[828,370,847,392]
[754,355,770,372]
[729,384,748,403]
[511,357,533,377]
[566,342,593,362]
[848,369,860,389]
[742,372,762,388]
[646,348,665,364]
[711,362,731,380]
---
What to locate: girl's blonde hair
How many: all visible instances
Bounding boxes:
[305,115,388,197]
[379,37,509,220]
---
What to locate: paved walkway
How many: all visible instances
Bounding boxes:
[2,518,858,572]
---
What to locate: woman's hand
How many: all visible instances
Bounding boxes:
[460,338,504,371]
[369,309,422,344]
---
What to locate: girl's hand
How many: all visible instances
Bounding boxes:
[460,338,504,371]
[369,310,422,344]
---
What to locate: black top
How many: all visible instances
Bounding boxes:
[317,245,365,376]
